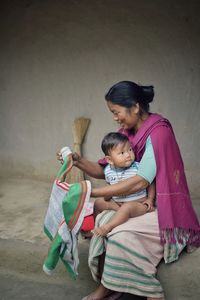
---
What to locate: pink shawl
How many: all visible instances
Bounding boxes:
[121,113,200,246]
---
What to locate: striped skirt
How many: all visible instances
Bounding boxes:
[88,210,164,298]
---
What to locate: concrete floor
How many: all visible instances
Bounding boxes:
[0,176,200,300]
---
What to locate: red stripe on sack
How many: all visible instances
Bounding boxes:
[68,183,85,229]
[68,182,85,229]
[61,156,73,181]
[72,182,89,229]
[68,182,88,230]
[58,218,65,230]
[59,182,70,190]
[56,179,70,191]
[56,180,69,191]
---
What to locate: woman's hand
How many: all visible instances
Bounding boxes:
[56,151,64,164]
[71,152,81,166]
[142,198,155,212]
[56,150,81,166]
[57,149,105,179]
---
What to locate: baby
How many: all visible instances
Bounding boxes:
[93,132,155,236]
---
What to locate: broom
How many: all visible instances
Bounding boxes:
[68,117,90,183]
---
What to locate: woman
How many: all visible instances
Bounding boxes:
[58,81,200,300]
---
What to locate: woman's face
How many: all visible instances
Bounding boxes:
[107,101,140,130]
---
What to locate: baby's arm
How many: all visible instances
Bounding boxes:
[142,181,155,212]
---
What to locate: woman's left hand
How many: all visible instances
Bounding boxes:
[56,151,64,164]
[142,198,155,212]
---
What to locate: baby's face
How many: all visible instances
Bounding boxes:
[109,141,135,169]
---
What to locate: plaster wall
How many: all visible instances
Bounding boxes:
[0,0,200,193]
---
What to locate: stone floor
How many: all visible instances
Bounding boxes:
[0,176,200,299]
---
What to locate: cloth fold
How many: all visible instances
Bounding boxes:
[43,148,91,278]
[121,113,200,247]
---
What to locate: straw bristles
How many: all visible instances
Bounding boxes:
[68,117,90,182]
[72,117,90,145]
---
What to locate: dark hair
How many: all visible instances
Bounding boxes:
[101,132,129,155]
[105,81,154,113]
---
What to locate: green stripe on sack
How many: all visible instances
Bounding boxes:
[62,183,82,225]
[43,233,62,271]
[56,155,73,181]
[102,278,163,296]
[107,239,151,263]
[44,225,53,241]
[44,233,77,280]
[60,256,76,280]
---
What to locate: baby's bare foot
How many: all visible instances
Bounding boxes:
[93,224,112,237]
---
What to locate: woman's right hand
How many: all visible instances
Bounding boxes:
[56,150,81,166]
[71,152,81,166]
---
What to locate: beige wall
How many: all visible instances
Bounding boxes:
[0,0,200,193]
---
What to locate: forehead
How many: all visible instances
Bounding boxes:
[107,101,126,112]
[112,140,130,151]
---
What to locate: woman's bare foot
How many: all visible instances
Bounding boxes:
[92,223,113,237]
[81,284,110,300]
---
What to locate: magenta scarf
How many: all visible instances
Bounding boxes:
[122,113,200,246]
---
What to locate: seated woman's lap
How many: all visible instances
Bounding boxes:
[106,210,164,271]
[95,210,165,298]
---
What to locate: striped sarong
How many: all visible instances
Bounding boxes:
[89,210,165,298]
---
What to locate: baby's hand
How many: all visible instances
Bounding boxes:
[142,198,155,212]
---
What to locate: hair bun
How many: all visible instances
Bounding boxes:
[140,85,154,103]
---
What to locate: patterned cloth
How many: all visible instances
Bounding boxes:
[43,150,91,278]
[121,113,200,247]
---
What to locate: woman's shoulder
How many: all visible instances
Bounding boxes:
[149,120,176,153]
[150,122,174,140]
